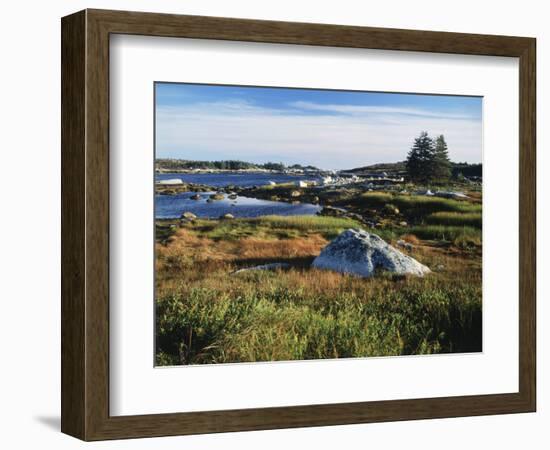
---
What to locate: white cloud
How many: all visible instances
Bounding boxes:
[156,101,481,169]
[289,101,476,120]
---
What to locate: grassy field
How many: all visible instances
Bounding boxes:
[155,204,482,365]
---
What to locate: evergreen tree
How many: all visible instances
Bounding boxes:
[433,135,452,182]
[406,131,435,183]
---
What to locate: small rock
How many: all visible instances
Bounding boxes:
[416,189,434,196]
[290,190,301,198]
[180,211,197,220]
[157,178,184,185]
[233,262,290,274]
[320,206,346,217]
[190,194,201,200]
[397,240,414,251]
[209,193,225,201]
[383,204,399,215]
[399,221,408,227]
[228,194,238,200]
[220,213,235,220]
[434,191,469,200]
[348,213,364,222]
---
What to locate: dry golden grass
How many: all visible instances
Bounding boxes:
[400,234,421,245]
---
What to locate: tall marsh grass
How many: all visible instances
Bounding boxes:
[358,192,481,217]
[425,211,482,228]
[156,272,482,365]
[190,215,362,241]
[409,225,481,248]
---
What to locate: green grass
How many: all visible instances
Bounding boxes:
[186,215,362,241]
[357,192,481,217]
[156,273,482,365]
[425,212,482,228]
[409,225,481,248]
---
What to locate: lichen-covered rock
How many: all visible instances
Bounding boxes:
[312,229,430,278]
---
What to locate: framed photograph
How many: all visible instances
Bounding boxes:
[61,9,536,440]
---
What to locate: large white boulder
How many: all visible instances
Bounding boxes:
[312,229,430,278]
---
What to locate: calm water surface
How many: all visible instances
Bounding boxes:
[155,172,322,219]
[156,192,321,219]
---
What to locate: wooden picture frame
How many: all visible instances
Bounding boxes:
[61,9,536,441]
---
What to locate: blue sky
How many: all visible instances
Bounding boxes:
[155,82,482,169]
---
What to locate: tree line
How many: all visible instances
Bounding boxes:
[156,159,319,172]
[405,131,453,183]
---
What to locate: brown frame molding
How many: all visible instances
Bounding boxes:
[61,9,536,441]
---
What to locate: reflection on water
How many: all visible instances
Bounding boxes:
[155,191,321,219]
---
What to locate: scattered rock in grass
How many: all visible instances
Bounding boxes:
[399,221,408,227]
[348,213,364,222]
[180,211,197,221]
[313,229,430,278]
[320,206,346,217]
[416,189,434,196]
[435,264,446,271]
[383,204,400,215]
[434,191,469,200]
[396,239,414,251]
[233,262,291,274]
[220,213,235,220]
